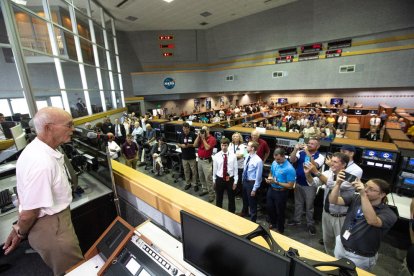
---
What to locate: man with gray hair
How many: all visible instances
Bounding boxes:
[2,107,83,275]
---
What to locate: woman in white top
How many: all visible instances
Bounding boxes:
[229,132,247,196]
[107,132,121,160]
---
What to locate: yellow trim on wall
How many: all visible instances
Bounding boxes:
[73,107,127,125]
[132,44,414,76]
[125,96,144,102]
[352,34,414,47]
[139,34,414,71]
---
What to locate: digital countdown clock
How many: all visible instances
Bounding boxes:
[301,43,322,53]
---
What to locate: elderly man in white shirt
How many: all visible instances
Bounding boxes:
[213,137,238,213]
[2,107,83,275]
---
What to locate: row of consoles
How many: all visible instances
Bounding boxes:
[149,122,414,198]
[67,212,357,276]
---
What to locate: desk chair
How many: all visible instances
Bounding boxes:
[168,150,183,183]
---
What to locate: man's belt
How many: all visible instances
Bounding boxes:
[329,212,347,217]
[199,157,212,161]
[271,187,287,191]
[343,245,375,258]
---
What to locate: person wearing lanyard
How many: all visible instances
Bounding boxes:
[329,177,397,271]
[304,152,351,256]
[265,148,295,234]
[229,132,247,197]
[212,138,238,213]
[194,126,217,202]
[239,141,263,222]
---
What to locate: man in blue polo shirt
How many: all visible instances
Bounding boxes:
[288,138,325,235]
[265,148,296,234]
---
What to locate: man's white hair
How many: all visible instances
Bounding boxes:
[33,107,66,135]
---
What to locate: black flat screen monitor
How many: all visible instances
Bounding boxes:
[180,211,290,276]
[291,258,325,276]
[1,121,17,139]
[330,98,343,105]
[403,178,414,186]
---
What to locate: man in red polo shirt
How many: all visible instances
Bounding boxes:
[194,126,217,202]
[250,130,270,163]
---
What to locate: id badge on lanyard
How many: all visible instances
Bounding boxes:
[343,207,363,240]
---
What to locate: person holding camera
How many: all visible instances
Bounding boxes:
[288,138,325,235]
[194,126,217,202]
[329,177,397,271]
[303,152,352,255]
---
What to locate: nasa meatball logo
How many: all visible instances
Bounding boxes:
[163,77,175,89]
[382,152,390,159]
[368,151,375,156]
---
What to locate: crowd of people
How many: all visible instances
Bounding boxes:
[87,108,402,272]
[2,105,411,274]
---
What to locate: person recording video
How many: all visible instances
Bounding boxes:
[329,176,397,271]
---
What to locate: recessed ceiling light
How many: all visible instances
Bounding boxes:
[200,11,212,17]
[163,0,174,3]
[125,16,138,21]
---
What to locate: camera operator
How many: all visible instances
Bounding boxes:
[330,177,397,271]
[303,152,351,255]
[288,138,325,235]
[194,126,217,202]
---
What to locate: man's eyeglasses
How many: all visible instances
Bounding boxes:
[47,122,74,129]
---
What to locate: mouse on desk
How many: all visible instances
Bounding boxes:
[74,186,84,195]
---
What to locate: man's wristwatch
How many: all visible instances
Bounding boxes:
[315,172,322,177]
[12,224,26,239]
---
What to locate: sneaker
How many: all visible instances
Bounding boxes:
[184,184,191,190]
[194,186,199,192]
[199,191,208,196]
[287,220,301,226]
[308,225,316,235]
[208,197,215,203]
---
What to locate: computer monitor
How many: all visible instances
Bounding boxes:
[278,98,288,104]
[10,124,27,152]
[363,149,379,159]
[242,134,250,143]
[290,258,325,276]
[330,98,343,106]
[403,178,414,186]
[180,211,291,276]
[379,151,395,162]
[1,121,17,139]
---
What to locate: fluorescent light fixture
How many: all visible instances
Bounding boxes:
[12,0,27,5]
[163,0,174,3]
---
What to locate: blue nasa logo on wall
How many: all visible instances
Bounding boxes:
[163,77,175,89]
